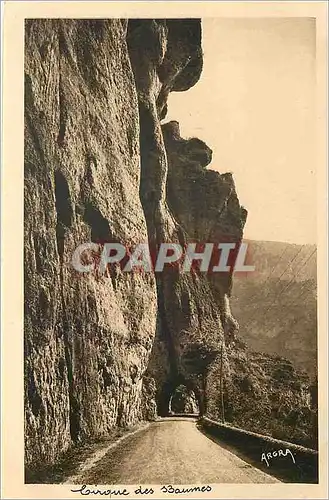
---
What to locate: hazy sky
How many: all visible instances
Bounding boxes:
[166,18,316,245]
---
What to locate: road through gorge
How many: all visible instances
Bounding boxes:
[69,418,280,485]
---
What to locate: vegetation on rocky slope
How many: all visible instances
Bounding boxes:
[207,340,317,449]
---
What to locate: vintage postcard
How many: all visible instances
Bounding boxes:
[1,1,328,499]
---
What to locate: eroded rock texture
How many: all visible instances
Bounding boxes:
[25,18,316,474]
[126,20,245,417]
[25,19,157,470]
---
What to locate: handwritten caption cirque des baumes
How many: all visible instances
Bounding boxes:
[71,484,212,497]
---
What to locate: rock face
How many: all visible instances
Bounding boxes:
[127,20,246,417]
[25,18,316,475]
[25,19,158,470]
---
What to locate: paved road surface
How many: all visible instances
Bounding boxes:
[79,418,280,484]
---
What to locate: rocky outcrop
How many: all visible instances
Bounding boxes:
[159,121,316,448]
[25,19,158,470]
[163,120,246,339]
[127,20,246,416]
[25,17,212,472]
[25,18,316,477]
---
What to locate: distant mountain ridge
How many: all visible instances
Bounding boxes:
[231,240,317,376]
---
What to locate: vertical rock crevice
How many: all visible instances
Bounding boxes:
[127,19,239,416]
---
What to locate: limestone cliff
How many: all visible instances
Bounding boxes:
[127,20,246,416]
[25,19,158,470]
[24,18,316,476]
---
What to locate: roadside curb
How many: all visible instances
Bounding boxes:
[63,421,153,484]
[200,416,318,483]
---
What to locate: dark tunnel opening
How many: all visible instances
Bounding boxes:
[169,384,200,416]
[157,379,203,418]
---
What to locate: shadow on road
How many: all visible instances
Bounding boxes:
[196,421,316,483]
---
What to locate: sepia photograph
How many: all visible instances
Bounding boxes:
[1,2,328,499]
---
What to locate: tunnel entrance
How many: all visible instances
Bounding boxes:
[156,377,204,417]
[169,384,200,416]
